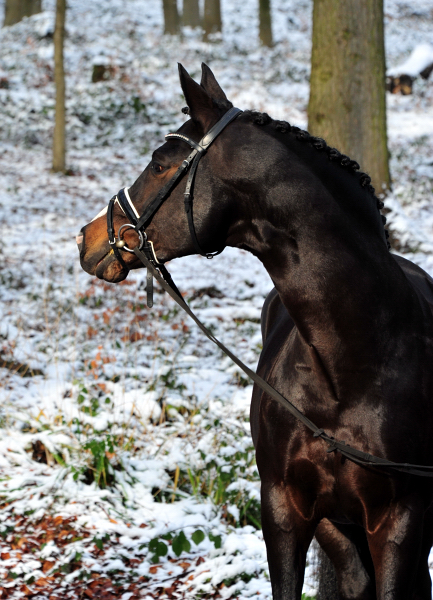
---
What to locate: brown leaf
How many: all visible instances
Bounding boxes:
[58,530,70,539]
[127,559,140,567]
[129,331,144,342]
[0,552,10,560]
[42,561,55,573]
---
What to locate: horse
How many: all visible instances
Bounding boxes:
[78,63,433,600]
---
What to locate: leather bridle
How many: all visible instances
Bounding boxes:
[103,105,433,479]
[106,106,243,305]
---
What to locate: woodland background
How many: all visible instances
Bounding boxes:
[0,0,433,598]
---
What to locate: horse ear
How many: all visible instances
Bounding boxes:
[200,63,230,105]
[178,63,217,130]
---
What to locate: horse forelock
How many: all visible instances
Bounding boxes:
[242,110,390,249]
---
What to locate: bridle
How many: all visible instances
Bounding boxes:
[102,105,433,479]
[106,107,243,305]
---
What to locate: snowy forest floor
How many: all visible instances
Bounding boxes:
[1,0,433,598]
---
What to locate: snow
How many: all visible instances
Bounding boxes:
[0,0,432,598]
[388,43,433,77]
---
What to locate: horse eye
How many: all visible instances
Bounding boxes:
[153,163,165,174]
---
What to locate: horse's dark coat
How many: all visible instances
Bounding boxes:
[253,254,433,448]
[78,64,433,600]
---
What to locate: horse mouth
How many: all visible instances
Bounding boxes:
[94,250,128,282]
[78,246,128,283]
[95,250,111,271]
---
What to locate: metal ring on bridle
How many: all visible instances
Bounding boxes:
[116,224,145,252]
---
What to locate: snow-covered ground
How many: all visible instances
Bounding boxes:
[0,0,432,598]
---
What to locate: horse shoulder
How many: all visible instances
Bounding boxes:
[392,254,433,319]
[250,288,296,448]
[261,287,295,344]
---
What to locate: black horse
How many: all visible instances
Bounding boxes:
[78,64,433,600]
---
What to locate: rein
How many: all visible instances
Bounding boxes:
[132,247,433,479]
[107,108,433,479]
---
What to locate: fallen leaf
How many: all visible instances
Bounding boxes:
[19,585,33,596]
[149,565,160,574]
[42,560,55,573]
[58,530,70,539]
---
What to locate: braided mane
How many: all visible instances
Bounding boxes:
[244,110,390,247]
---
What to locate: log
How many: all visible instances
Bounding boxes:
[387,43,433,94]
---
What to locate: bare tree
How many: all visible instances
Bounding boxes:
[183,0,200,28]
[259,0,273,47]
[203,0,221,41]
[3,0,42,27]
[52,0,66,173]
[308,0,390,192]
[163,0,180,35]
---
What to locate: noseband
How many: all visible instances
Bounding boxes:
[106,106,243,282]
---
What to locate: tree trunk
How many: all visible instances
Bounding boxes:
[52,0,66,173]
[183,0,200,28]
[308,0,390,192]
[316,548,339,600]
[3,0,41,26]
[163,0,180,35]
[259,0,273,47]
[23,0,42,16]
[203,0,221,41]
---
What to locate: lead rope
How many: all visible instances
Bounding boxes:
[133,246,433,479]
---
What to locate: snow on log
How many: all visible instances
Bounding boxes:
[386,43,433,94]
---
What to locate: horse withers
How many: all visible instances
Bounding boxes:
[78,64,433,600]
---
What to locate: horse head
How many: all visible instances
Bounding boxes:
[78,63,251,283]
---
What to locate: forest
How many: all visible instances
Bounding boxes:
[0,0,432,598]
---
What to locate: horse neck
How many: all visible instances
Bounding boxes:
[264,223,411,394]
[227,147,412,389]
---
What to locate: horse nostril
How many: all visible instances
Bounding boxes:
[76,233,83,250]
